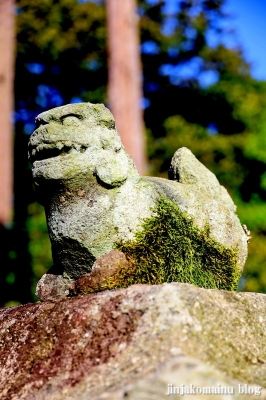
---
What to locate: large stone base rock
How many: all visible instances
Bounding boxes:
[0,283,265,399]
[104,355,264,400]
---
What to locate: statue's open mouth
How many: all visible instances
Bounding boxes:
[29,141,88,164]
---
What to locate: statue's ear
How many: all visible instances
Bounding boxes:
[95,149,129,188]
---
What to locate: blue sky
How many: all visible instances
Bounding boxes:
[146,0,266,83]
[225,0,266,80]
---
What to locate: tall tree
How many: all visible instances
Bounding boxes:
[106,0,146,174]
[0,0,15,225]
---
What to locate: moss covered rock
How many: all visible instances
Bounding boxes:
[106,196,241,291]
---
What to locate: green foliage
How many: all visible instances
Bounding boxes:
[103,197,240,291]
[16,0,107,114]
[27,202,52,299]
[245,114,266,164]
[17,0,106,58]
[240,231,266,293]
[148,114,248,192]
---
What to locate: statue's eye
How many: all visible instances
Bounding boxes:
[35,119,48,129]
[62,115,81,126]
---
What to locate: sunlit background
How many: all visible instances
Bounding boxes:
[225,0,266,81]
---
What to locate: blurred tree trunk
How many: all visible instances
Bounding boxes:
[106,0,146,174]
[0,0,15,225]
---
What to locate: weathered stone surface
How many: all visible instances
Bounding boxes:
[1,283,266,399]
[71,250,129,296]
[37,250,129,301]
[36,272,74,301]
[28,102,248,283]
[103,355,264,400]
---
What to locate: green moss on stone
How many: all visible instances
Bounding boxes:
[103,196,241,291]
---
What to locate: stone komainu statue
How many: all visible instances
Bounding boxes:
[28,102,248,299]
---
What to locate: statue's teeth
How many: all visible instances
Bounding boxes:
[57,142,64,150]
[68,147,78,155]
[73,144,81,151]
